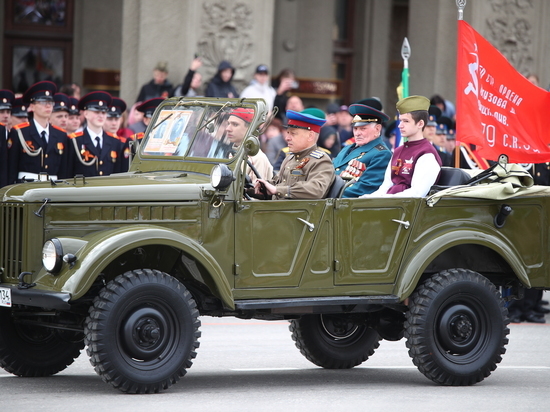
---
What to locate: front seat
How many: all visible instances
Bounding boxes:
[325,175,346,198]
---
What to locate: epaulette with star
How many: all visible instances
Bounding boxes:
[375,144,388,151]
[13,122,30,130]
[51,124,67,133]
[309,149,326,159]
[68,131,84,139]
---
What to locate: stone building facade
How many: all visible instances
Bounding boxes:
[1,0,549,119]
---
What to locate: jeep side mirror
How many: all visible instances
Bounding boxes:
[244,135,260,157]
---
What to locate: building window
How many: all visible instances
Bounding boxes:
[3,0,74,93]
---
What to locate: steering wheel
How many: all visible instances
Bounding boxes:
[244,160,268,200]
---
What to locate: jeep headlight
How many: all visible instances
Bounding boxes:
[42,239,63,273]
[210,164,234,191]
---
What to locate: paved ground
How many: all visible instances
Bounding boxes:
[1,303,549,412]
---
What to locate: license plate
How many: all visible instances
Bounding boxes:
[0,287,12,307]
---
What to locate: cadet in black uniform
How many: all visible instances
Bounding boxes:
[67,91,126,177]
[130,97,164,156]
[0,90,14,187]
[104,97,131,171]
[7,81,70,184]
[50,93,71,131]
[9,97,28,130]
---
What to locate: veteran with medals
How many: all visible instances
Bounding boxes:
[67,91,127,177]
[332,103,391,197]
[254,110,335,199]
[7,81,70,184]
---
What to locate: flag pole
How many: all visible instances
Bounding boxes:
[457,0,466,20]
[395,37,411,146]
[455,0,466,167]
[401,37,410,99]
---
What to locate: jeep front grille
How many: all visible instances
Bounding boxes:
[0,204,25,280]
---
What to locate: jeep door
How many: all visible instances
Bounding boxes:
[234,199,333,289]
[333,197,419,285]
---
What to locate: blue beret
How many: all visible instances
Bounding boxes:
[286,110,326,133]
[349,104,389,126]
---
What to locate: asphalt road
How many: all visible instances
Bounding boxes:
[1,309,549,412]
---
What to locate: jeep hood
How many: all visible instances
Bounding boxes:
[0,171,214,203]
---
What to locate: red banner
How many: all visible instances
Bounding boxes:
[456,20,550,163]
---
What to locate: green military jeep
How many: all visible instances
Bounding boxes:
[0,97,548,393]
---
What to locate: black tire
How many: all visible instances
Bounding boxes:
[405,268,509,386]
[289,314,381,369]
[0,307,84,377]
[84,269,201,393]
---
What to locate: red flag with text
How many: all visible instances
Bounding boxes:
[456,20,550,163]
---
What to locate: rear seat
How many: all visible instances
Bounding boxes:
[430,167,472,192]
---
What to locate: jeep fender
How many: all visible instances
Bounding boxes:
[394,229,532,299]
[55,225,234,309]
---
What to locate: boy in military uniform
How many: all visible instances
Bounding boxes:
[66,97,82,134]
[9,98,28,130]
[50,93,71,131]
[67,91,127,177]
[7,81,70,184]
[364,95,442,197]
[226,108,273,182]
[254,110,335,199]
[332,103,391,197]
[104,97,131,171]
[129,97,164,156]
[0,90,13,187]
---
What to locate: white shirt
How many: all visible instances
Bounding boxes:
[33,118,49,143]
[362,153,441,198]
[87,126,103,148]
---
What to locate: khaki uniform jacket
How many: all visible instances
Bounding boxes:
[272,145,335,199]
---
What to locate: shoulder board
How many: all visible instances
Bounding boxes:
[69,131,84,139]
[13,122,30,130]
[310,149,326,159]
[375,144,388,151]
[51,124,67,133]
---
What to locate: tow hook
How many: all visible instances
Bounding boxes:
[18,272,36,289]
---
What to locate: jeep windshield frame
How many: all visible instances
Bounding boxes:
[130,98,266,175]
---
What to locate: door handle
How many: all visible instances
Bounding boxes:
[297,218,315,232]
[392,219,410,229]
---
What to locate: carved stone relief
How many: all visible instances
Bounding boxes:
[198,1,254,87]
[485,0,535,75]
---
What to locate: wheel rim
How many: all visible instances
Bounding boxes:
[119,300,180,365]
[320,314,363,343]
[435,297,489,362]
